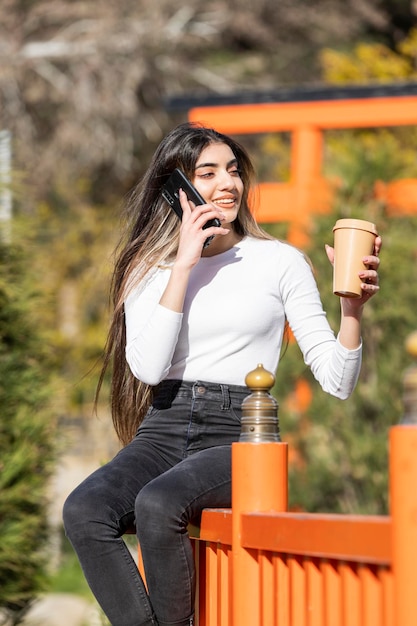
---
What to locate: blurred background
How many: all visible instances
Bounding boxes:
[1,1,417,624]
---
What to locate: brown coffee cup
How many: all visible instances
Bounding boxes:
[332,218,378,298]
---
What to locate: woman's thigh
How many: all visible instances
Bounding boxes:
[64,437,177,537]
[65,379,247,535]
[136,444,233,537]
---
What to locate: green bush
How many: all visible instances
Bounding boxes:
[0,241,56,625]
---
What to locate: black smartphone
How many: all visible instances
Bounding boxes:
[161,168,221,248]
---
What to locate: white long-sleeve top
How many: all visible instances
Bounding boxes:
[125,236,362,398]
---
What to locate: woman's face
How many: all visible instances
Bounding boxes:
[191,142,244,225]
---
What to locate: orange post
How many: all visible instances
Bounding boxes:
[390,425,417,626]
[289,125,324,246]
[232,441,288,626]
[231,363,288,626]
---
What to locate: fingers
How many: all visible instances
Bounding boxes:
[331,234,382,302]
[374,235,382,256]
[179,188,193,218]
[359,269,379,294]
[325,244,334,265]
[179,189,224,224]
[359,249,380,296]
[177,189,227,254]
[362,246,381,274]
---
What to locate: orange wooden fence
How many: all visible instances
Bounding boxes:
[136,361,417,625]
[189,424,417,626]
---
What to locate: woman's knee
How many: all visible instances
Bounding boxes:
[63,485,90,538]
[63,480,114,542]
[135,481,184,544]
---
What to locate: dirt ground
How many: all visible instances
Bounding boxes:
[22,593,104,626]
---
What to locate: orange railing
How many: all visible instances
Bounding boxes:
[189,424,417,626]
[135,362,417,626]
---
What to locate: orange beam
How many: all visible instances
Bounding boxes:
[253,180,333,223]
[189,96,417,134]
[240,512,391,564]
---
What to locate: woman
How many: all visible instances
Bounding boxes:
[63,122,381,626]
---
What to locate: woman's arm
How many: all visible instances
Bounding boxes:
[325,236,382,350]
[125,191,227,384]
[159,189,227,312]
[281,238,381,400]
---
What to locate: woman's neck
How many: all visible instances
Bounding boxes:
[201,227,243,257]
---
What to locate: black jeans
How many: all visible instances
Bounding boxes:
[63,380,249,626]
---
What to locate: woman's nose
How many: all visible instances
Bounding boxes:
[218,171,236,189]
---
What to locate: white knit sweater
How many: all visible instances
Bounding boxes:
[125,236,361,398]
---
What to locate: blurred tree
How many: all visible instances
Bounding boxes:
[1,0,415,202]
[320,27,417,83]
[1,0,417,521]
[0,240,56,625]
[25,183,120,418]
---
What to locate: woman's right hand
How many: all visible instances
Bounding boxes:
[159,190,227,313]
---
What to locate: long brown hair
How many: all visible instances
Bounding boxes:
[97,122,273,446]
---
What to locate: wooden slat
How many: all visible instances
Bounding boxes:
[359,565,383,626]
[259,552,275,626]
[322,560,342,626]
[195,540,206,626]
[218,545,230,626]
[378,567,394,626]
[305,558,323,626]
[339,563,361,626]
[274,554,290,626]
[289,556,306,626]
[205,543,218,626]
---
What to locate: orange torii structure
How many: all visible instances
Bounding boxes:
[180,82,417,411]
[166,82,417,247]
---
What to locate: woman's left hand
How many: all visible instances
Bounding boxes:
[325,235,382,306]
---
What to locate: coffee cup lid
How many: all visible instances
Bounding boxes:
[333,218,378,235]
